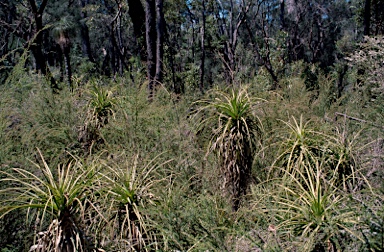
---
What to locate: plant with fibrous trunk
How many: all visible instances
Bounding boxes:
[193,87,263,211]
[79,84,116,154]
[88,84,116,127]
[52,16,75,91]
[0,149,99,251]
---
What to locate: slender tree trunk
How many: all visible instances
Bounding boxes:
[57,45,64,82]
[117,13,124,76]
[79,0,94,62]
[109,28,117,77]
[364,0,371,35]
[186,6,195,61]
[127,0,147,59]
[280,0,285,29]
[110,8,128,77]
[155,0,164,85]
[199,0,206,94]
[244,16,279,89]
[63,46,72,91]
[28,0,58,90]
[337,64,348,98]
[145,0,156,99]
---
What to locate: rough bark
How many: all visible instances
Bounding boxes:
[63,45,72,91]
[155,0,164,85]
[79,0,94,62]
[28,0,58,90]
[145,0,156,99]
[127,0,147,59]
[199,0,206,94]
[364,0,371,36]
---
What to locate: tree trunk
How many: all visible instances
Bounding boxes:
[28,0,58,90]
[63,45,72,91]
[145,0,156,99]
[280,0,285,30]
[364,0,371,35]
[79,0,94,62]
[57,45,64,82]
[199,0,206,94]
[337,64,348,98]
[155,0,164,85]
[127,0,147,59]
[245,16,279,89]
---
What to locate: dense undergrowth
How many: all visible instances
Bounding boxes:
[0,60,383,251]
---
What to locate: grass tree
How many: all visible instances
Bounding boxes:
[271,116,324,178]
[99,153,169,251]
[272,162,362,251]
[272,116,363,187]
[0,149,99,251]
[52,16,75,90]
[193,87,263,211]
[79,84,116,154]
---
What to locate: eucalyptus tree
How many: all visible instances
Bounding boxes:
[78,0,95,62]
[0,0,19,83]
[241,0,282,88]
[162,0,188,94]
[143,0,165,99]
[28,0,58,89]
[145,0,157,98]
[199,0,206,93]
[361,0,384,35]
[215,0,252,84]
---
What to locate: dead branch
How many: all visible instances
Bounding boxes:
[335,112,384,130]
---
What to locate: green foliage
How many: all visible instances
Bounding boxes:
[88,84,116,126]
[98,153,169,251]
[359,193,384,251]
[0,149,98,251]
[345,36,384,120]
[79,83,117,154]
[275,162,362,251]
[0,54,383,251]
[193,87,263,211]
[271,115,323,177]
[270,115,365,189]
[151,185,234,251]
[51,16,75,47]
[251,161,366,251]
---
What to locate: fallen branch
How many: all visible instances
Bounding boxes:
[335,112,384,130]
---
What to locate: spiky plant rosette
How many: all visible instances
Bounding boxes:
[324,126,367,188]
[193,87,263,210]
[79,84,117,153]
[99,153,170,251]
[0,149,99,251]
[270,161,362,251]
[271,116,367,189]
[88,85,116,126]
[270,116,328,178]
